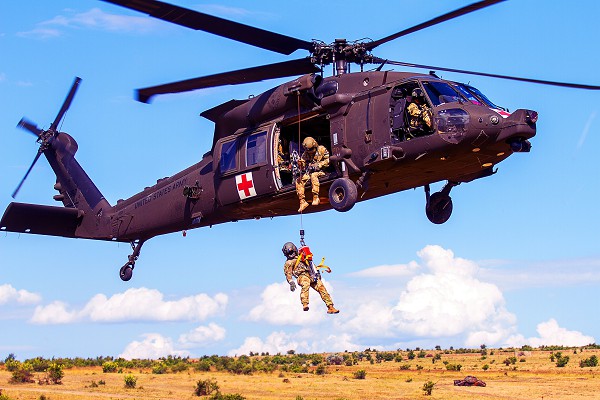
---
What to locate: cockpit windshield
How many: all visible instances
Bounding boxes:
[422,81,466,106]
[454,82,504,110]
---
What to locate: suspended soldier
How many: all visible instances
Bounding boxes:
[282,241,339,314]
[295,136,329,212]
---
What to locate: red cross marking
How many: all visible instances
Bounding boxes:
[237,173,253,196]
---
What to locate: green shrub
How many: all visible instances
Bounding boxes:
[422,381,435,396]
[171,362,189,373]
[194,378,219,396]
[556,355,570,368]
[315,364,327,375]
[152,363,168,374]
[445,363,462,371]
[482,364,489,371]
[123,374,137,389]
[353,369,366,379]
[102,361,117,373]
[580,355,598,368]
[10,362,34,383]
[5,359,20,372]
[46,363,64,384]
[208,394,246,400]
[194,360,212,372]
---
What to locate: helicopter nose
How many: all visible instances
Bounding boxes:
[496,109,538,144]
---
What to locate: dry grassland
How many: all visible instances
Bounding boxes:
[1,349,599,400]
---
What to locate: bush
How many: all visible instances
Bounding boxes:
[556,355,570,368]
[315,364,327,375]
[208,394,246,400]
[422,381,435,396]
[10,362,34,383]
[124,374,137,389]
[194,378,219,396]
[171,362,189,373]
[46,363,64,384]
[445,363,462,371]
[102,361,118,373]
[353,369,366,379]
[194,360,212,372]
[580,355,599,368]
[482,364,489,371]
[152,363,168,374]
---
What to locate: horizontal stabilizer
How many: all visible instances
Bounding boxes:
[1,202,83,238]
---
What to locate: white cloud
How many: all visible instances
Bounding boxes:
[30,301,77,324]
[229,331,300,356]
[178,323,226,348]
[338,245,517,347]
[229,329,363,356]
[120,333,189,360]
[247,281,327,325]
[348,261,420,278]
[392,246,515,342]
[506,319,595,348]
[18,8,164,39]
[30,287,227,324]
[0,284,41,305]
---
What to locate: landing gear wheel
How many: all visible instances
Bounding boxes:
[120,264,133,281]
[426,192,453,224]
[328,178,358,212]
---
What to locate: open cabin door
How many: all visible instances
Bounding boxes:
[214,123,278,206]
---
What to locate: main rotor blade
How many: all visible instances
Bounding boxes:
[12,151,43,198]
[100,0,313,55]
[17,118,43,137]
[137,58,320,103]
[50,76,82,132]
[366,0,505,51]
[380,59,600,90]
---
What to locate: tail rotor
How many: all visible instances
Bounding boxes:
[12,77,82,198]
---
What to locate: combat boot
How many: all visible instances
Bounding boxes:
[327,305,339,314]
[298,200,309,212]
[311,194,320,206]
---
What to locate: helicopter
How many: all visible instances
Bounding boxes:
[2,0,599,282]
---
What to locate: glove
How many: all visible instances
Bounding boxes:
[289,281,296,292]
[307,163,318,173]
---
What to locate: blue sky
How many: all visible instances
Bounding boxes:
[1,0,599,360]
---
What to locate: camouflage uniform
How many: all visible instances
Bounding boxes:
[407,101,432,129]
[296,137,329,212]
[284,257,335,311]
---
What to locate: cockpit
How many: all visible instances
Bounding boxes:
[390,79,508,143]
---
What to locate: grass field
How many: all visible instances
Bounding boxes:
[1,349,599,399]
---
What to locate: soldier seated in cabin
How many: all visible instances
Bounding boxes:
[295,136,329,212]
[406,88,433,137]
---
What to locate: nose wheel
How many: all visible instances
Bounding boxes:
[119,239,145,281]
[425,181,458,224]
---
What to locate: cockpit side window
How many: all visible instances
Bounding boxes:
[422,81,465,106]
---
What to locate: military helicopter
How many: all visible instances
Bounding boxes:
[2,0,599,282]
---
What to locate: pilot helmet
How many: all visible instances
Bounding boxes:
[411,88,424,100]
[302,137,318,152]
[282,242,298,259]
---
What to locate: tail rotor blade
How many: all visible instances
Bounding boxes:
[17,118,43,137]
[50,76,82,132]
[12,151,43,198]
